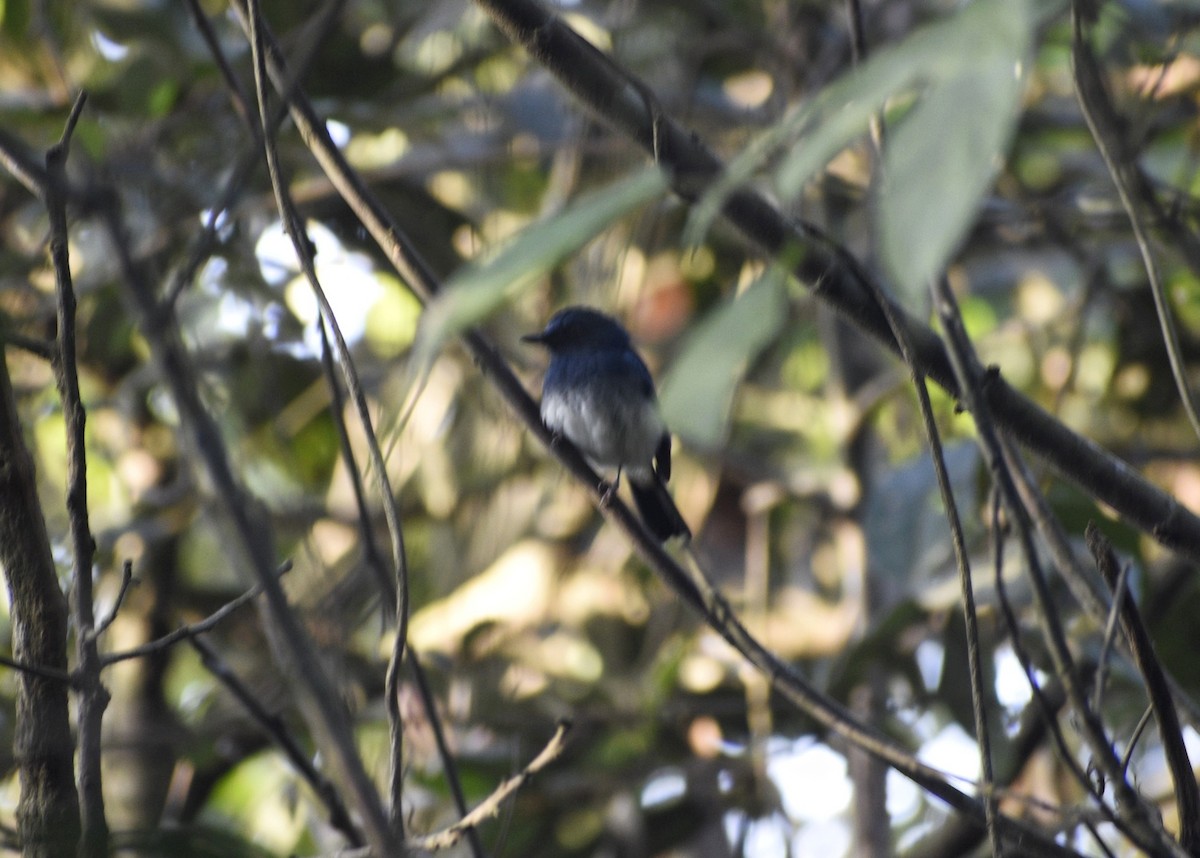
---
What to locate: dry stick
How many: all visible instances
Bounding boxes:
[238,0,408,618]
[1,331,55,361]
[242,0,402,852]
[1093,559,1131,717]
[901,679,1076,858]
[1000,429,1200,728]
[933,277,1187,857]
[314,326,407,828]
[1087,523,1200,854]
[472,0,1200,566]
[93,560,135,640]
[224,6,1084,856]
[408,721,571,853]
[405,652,486,856]
[45,91,111,858]
[314,327,480,855]
[1070,6,1200,443]
[910,362,1000,856]
[988,492,1123,858]
[187,636,363,848]
[833,7,999,841]
[241,3,410,844]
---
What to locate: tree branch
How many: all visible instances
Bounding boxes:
[471,0,1200,568]
[46,90,111,858]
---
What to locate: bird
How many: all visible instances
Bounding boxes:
[523,306,691,542]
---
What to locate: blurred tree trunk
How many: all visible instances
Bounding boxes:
[0,356,81,857]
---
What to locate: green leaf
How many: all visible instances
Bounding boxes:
[687,0,1033,308]
[413,166,668,371]
[658,268,788,448]
[878,1,1032,302]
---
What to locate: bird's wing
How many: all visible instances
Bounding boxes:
[616,349,656,399]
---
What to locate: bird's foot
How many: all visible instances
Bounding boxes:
[598,469,623,507]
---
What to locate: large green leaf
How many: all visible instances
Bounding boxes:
[688,0,1033,308]
[658,268,788,448]
[877,2,1032,301]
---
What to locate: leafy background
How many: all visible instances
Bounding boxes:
[3,0,1200,855]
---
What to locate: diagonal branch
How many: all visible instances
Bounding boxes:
[1071,3,1200,443]
[472,0,1200,568]
[1087,523,1200,854]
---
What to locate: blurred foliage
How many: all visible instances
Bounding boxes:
[2,0,1200,856]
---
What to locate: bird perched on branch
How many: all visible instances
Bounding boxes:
[523,306,691,542]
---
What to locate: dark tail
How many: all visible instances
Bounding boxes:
[630,477,691,542]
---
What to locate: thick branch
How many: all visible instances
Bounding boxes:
[0,356,80,856]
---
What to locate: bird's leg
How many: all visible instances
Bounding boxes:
[599,467,622,506]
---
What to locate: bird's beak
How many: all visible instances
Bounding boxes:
[521,330,546,345]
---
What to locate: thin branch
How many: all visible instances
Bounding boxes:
[241,3,409,846]
[187,636,364,848]
[0,332,56,362]
[101,561,292,666]
[46,90,111,858]
[406,651,485,857]
[167,0,343,309]
[407,721,571,852]
[1087,522,1200,853]
[932,276,1186,857]
[92,559,135,641]
[0,654,72,684]
[1121,705,1156,775]
[1071,3,1200,443]
[1092,558,1130,717]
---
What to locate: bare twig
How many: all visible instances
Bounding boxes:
[92,559,136,640]
[101,561,292,666]
[0,332,56,362]
[0,654,72,684]
[94,139,388,857]
[241,4,409,847]
[1092,558,1130,717]
[407,721,571,852]
[1071,4,1200,442]
[932,276,1186,857]
[46,90,111,858]
[1087,522,1200,853]
[406,651,485,857]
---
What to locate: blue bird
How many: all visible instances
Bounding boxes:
[523,306,691,542]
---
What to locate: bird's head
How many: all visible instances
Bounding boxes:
[522,306,631,353]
